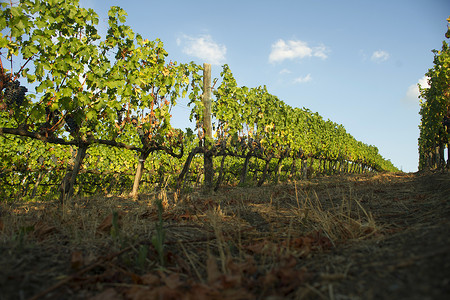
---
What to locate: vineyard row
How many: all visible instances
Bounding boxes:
[418,20,450,170]
[0,0,398,201]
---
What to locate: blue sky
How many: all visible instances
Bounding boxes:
[80,0,450,172]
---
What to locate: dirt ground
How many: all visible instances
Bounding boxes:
[0,171,449,300]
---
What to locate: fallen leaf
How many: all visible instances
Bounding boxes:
[160,272,183,290]
[226,255,257,276]
[278,267,307,295]
[96,211,125,234]
[308,230,333,250]
[88,288,122,300]
[141,273,160,286]
[218,274,241,289]
[84,252,97,266]
[70,251,84,270]
[185,284,218,300]
[263,271,278,286]
[155,286,184,300]
[217,287,253,300]
[281,255,298,269]
[125,286,154,300]
[245,239,274,254]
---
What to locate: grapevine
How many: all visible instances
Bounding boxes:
[0,0,400,202]
[3,80,27,108]
[418,16,450,170]
[64,115,79,134]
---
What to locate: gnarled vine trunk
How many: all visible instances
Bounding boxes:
[239,153,252,185]
[59,143,88,203]
[130,151,150,199]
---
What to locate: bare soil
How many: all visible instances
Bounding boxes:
[0,171,449,300]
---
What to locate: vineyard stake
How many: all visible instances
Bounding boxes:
[203,63,214,191]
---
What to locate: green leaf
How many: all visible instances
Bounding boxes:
[86,109,97,121]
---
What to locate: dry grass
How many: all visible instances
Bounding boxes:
[0,171,449,299]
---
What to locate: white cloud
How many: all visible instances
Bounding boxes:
[313,45,328,59]
[418,76,430,89]
[177,34,226,65]
[371,50,390,63]
[269,39,328,63]
[279,68,292,74]
[403,76,430,104]
[294,74,312,84]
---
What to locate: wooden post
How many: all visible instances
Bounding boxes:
[203,63,213,140]
[203,63,214,190]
